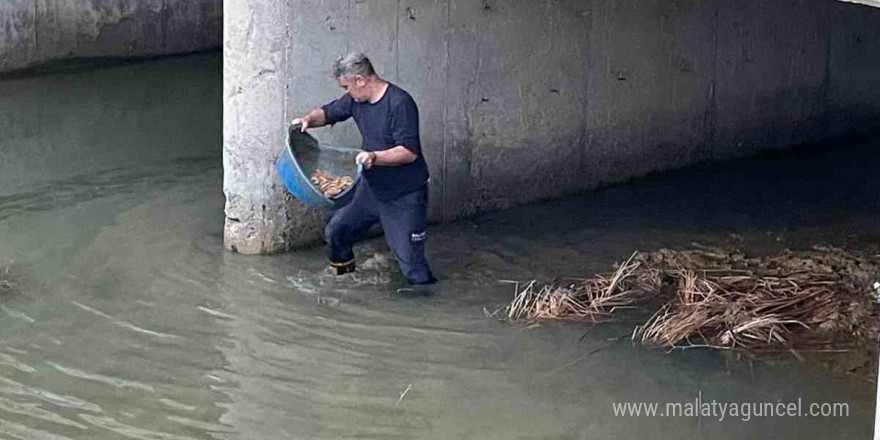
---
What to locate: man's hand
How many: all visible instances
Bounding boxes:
[355,147,417,170]
[291,109,327,132]
[356,151,377,170]
[291,117,309,132]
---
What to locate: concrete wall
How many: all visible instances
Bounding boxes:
[224,0,880,254]
[0,0,222,73]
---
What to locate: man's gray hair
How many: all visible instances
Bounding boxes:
[332,52,376,79]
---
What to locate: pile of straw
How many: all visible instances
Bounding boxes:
[507,252,655,321]
[507,246,879,350]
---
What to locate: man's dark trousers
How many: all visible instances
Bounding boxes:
[325,181,435,285]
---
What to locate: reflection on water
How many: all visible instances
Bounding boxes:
[0,54,222,197]
[0,53,877,439]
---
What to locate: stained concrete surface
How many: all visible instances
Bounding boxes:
[223,0,880,254]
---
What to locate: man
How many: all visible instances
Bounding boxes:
[292,52,437,286]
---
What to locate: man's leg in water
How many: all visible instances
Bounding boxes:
[324,183,378,273]
[378,186,436,285]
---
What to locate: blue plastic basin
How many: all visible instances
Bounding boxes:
[276,125,363,210]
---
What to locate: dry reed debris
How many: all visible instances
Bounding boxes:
[506,246,879,351]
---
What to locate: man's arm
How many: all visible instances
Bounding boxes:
[367,93,420,170]
[356,146,417,170]
[292,108,327,132]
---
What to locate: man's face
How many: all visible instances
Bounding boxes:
[338,76,369,102]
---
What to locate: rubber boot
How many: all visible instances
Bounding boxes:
[329,259,356,275]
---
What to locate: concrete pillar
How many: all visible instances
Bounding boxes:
[222,0,329,254]
[222,0,287,254]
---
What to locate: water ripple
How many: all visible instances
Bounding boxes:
[165,416,233,434]
[47,362,154,393]
[70,302,180,340]
[197,307,237,321]
[0,395,88,430]
[1,306,35,323]
[0,378,102,413]
[0,351,36,373]
[0,157,218,223]
[0,417,74,440]
[80,415,199,440]
[157,399,195,412]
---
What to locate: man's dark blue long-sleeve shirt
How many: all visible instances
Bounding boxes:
[322,83,429,201]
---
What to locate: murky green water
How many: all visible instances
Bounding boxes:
[0,53,876,439]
